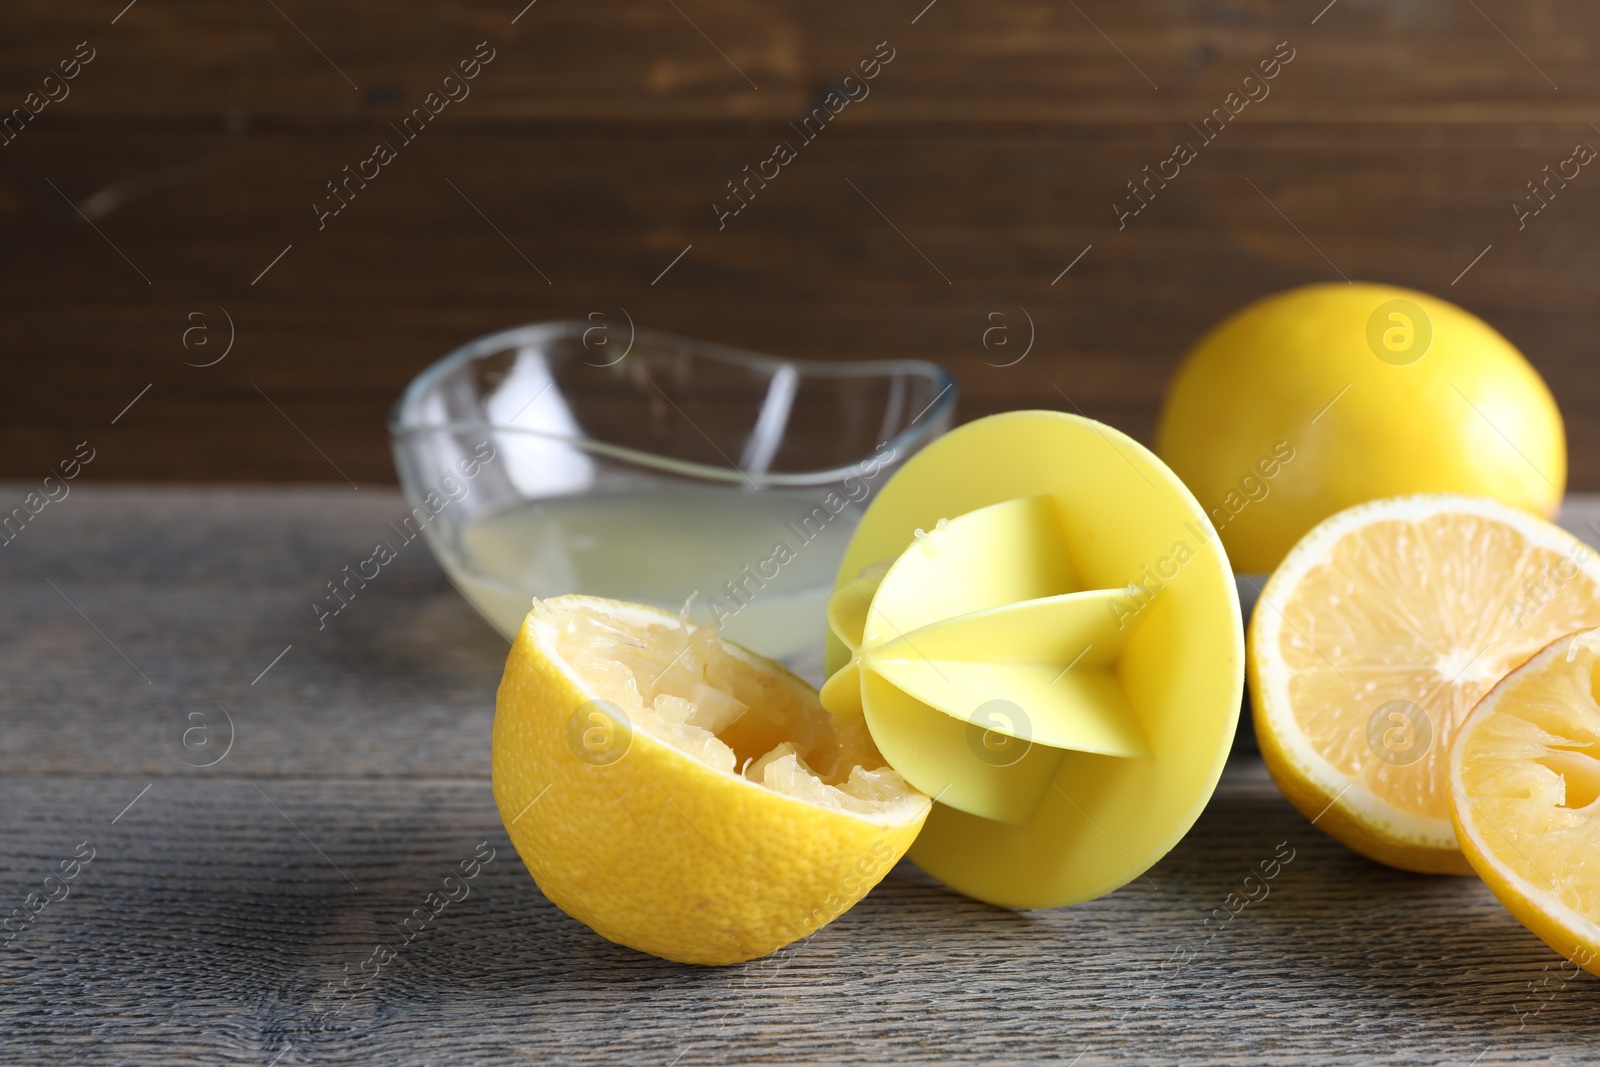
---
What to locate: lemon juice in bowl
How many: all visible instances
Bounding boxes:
[441,487,858,660]
[389,322,954,668]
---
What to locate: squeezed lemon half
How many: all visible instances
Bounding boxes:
[492,595,929,965]
[1249,495,1600,873]
[1451,628,1600,975]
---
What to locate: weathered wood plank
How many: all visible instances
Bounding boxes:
[5,122,1600,485]
[6,0,1600,125]
[7,1,1600,487]
[1,769,1595,1065]
[0,486,507,780]
[4,488,1600,1063]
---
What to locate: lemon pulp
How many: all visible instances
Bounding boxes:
[1452,628,1600,973]
[545,600,924,820]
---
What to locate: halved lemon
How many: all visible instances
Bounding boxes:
[491,594,930,965]
[1451,628,1600,975]
[1249,495,1600,873]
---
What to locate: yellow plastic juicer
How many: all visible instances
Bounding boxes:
[820,410,1243,908]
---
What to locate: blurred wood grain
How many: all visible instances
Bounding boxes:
[3,0,1599,484]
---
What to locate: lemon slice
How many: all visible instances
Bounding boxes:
[492,595,930,965]
[1451,627,1600,975]
[1249,495,1600,873]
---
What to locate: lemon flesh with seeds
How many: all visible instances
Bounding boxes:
[1451,627,1600,975]
[491,594,930,966]
[1249,495,1600,873]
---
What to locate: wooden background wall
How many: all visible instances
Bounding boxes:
[5,0,1600,485]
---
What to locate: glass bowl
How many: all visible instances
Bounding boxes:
[388,322,956,670]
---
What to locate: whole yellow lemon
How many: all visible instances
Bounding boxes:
[1155,282,1564,573]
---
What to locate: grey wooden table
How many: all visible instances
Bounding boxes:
[4,486,1600,1066]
